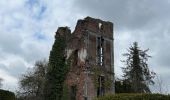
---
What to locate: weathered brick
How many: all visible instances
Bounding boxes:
[60,17,114,100]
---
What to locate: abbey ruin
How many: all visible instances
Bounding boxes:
[55,17,114,100]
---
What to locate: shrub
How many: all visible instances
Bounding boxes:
[95,93,170,100]
[0,89,15,100]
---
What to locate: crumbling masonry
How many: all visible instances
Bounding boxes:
[56,17,114,100]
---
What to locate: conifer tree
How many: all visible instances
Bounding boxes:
[122,42,155,93]
[44,29,68,100]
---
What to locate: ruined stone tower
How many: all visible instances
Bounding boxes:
[56,17,114,100]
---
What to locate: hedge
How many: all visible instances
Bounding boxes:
[0,89,15,100]
[95,93,170,100]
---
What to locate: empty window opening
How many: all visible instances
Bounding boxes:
[97,76,105,97]
[97,36,104,66]
[73,50,78,65]
[71,85,77,100]
[84,97,87,100]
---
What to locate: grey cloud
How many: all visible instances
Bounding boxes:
[0,59,27,78]
[73,0,170,31]
[1,0,170,93]
[0,0,77,92]
[73,0,170,93]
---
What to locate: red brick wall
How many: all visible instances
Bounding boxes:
[64,17,114,100]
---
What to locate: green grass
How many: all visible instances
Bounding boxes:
[95,93,170,100]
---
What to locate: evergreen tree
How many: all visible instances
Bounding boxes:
[122,42,155,93]
[44,29,68,100]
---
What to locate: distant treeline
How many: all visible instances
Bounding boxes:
[0,89,15,100]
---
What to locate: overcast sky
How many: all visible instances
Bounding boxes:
[0,0,170,94]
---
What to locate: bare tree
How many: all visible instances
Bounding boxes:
[156,75,163,94]
[154,74,169,94]
[17,60,48,100]
[0,78,3,88]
